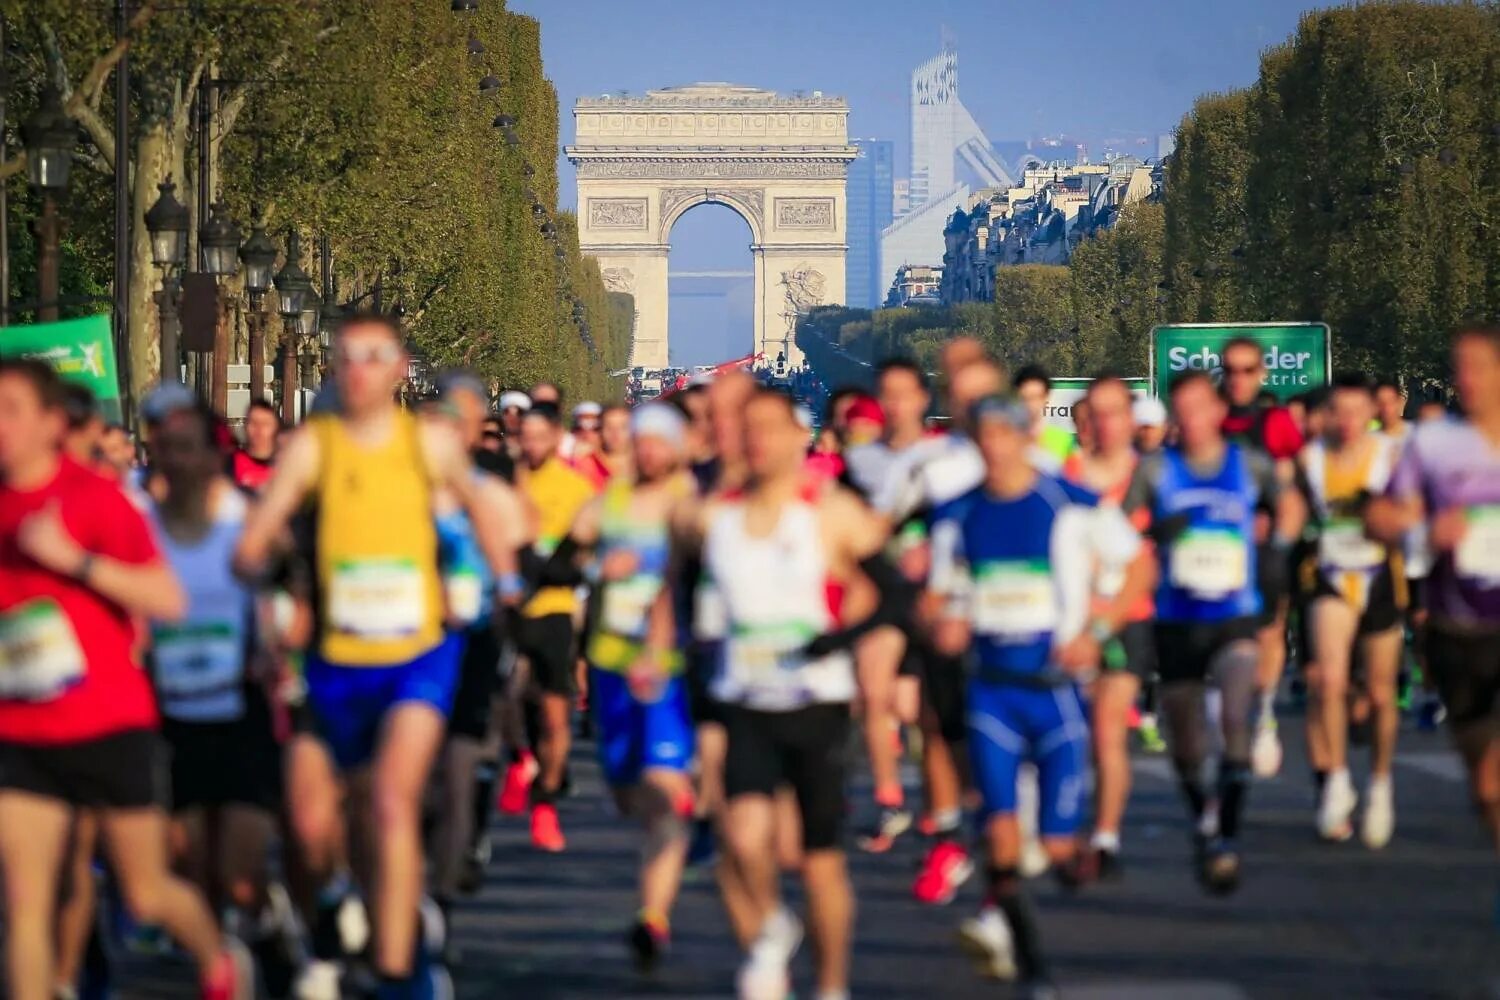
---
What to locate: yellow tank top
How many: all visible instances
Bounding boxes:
[521,457,599,619]
[311,412,443,664]
[1318,440,1402,609]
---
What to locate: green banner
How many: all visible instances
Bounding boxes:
[0,314,122,422]
[1150,322,1330,402]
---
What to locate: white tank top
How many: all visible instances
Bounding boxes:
[703,496,854,711]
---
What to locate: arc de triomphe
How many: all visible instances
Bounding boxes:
[565,83,856,369]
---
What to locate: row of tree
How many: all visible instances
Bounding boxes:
[3,0,631,403]
[806,1,1495,391]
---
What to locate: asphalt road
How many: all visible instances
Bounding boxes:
[119,711,1497,999]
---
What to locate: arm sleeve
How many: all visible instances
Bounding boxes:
[1385,433,1424,500]
[1248,449,1283,509]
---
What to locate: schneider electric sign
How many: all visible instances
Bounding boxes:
[1150,322,1330,401]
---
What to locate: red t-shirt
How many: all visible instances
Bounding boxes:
[231,449,275,493]
[0,458,161,745]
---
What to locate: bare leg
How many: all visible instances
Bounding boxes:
[368,703,446,979]
[1311,597,1357,773]
[54,810,99,994]
[802,849,853,996]
[635,770,692,918]
[285,734,345,886]
[857,626,905,809]
[536,692,572,797]
[920,704,963,824]
[1362,627,1403,777]
[718,794,777,948]
[172,807,210,903]
[1303,661,1333,773]
[1091,672,1139,842]
[696,721,727,822]
[0,791,72,1000]
[101,808,224,972]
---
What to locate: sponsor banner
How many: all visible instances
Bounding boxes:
[1151,322,1331,402]
[0,314,122,422]
[1042,377,1151,433]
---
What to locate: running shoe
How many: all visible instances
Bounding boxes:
[530,802,567,852]
[913,841,974,905]
[1200,838,1241,897]
[457,834,490,896]
[857,805,914,853]
[1136,712,1167,754]
[497,752,538,815]
[254,883,304,999]
[628,911,670,972]
[1317,770,1357,842]
[956,907,1016,980]
[1361,775,1395,849]
[200,936,255,1000]
[1251,716,1283,778]
[291,961,341,1000]
[736,907,802,1000]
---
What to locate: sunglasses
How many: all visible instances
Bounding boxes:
[574,420,601,432]
[337,343,402,366]
[1225,365,1263,376]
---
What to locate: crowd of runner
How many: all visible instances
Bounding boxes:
[0,310,1496,1000]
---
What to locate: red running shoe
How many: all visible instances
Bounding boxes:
[912,840,974,905]
[530,802,566,852]
[497,752,538,816]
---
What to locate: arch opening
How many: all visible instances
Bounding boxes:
[667,202,755,369]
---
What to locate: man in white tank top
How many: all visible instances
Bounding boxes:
[675,389,892,1000]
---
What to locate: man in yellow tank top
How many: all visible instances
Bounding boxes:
[515,402,599,852]
[235,312,519,996]
[1298,372,1405,849]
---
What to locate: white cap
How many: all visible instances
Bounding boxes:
[498,391,531,412]
[631,403,686,449]
[572,400,603,419]
[1133,395,1167,428]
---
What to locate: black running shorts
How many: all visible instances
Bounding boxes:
[1426,625,1500,743]
[1154,618,1261,685]
[1107,620,1157,682]
[162,705,281,813]
[449,622,504,741]
[1310,566,1404,637]
[516,613,577,698]
[0,729,167,810]
[724,702,851,851]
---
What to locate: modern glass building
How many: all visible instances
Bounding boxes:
[846,138,894,310]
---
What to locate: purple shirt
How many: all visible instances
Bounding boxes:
[1386,420,1500,627]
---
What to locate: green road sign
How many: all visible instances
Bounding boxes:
[0,314,123,422]
[1150,322,1330,402]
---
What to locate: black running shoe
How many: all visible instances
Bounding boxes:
[627,916,669,972]
[1201,838,1241,897]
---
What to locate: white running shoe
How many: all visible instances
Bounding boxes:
[736,907,803,1000]
[292,960,341,1000]
[1361,775,1395,849]
[956,907,1017,981]
[336,895,370,956]
[1251,717,1283,778]
[1317,769,1357,842]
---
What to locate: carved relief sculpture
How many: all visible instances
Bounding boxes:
[779,267,827,338]
[601,267,635,294]
[775,198,835,230]
[587,198,648,230]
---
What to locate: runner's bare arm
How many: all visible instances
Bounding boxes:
[15,502,187,621]
[234,427,319,579]
[422,420,516,582]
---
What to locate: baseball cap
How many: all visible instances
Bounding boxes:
[572,401,603,420]
[844,395,885,428]
[141,381,197,424]
[631,403,686,449]
[1133,396,1167,428]
[969,393,1031,431]
[498,390,531,412]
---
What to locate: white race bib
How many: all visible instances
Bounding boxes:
[152,621,245,720]
[1456,505,1500,584]
[1170,528,1249,598]
[601,576,659,639]
[444,571,483,627]
[1319,518,1385,572]
[972,561,1058,637]
[726,623,815,688]
[328,558,426,639]
[0,598,86,702]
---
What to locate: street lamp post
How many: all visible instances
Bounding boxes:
[144,179,190,383]
[273,232,313,424]
[199,198,241,412]
[239,224,277,403]
[21,86,75,323]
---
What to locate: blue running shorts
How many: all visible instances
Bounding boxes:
[966,678,1089,837]
[590,669,694,788]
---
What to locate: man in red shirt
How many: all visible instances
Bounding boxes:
[0,359,249,1000]
[230,399,280,494]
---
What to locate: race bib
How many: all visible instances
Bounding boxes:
[726,623,815,687]
[152,621,244,719]
[601,576,659,639]
[0,598,86,702]
[693,581,728,641]
[1456,505,1500,584]
[1170,528,1248,598]
[444,570,483,626]
[1319,518,1385,572]
[972,560,1058,637]
[328,558,426,639]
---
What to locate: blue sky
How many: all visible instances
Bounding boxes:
[510,0,1320,365]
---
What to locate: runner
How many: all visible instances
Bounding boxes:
[61,385,103,467]
[1298,373,1404,847]
[1061,376,1158,879]
[497,391,530,464]
[1368,326,1500,873]
[569,401,609,487]
[235,312,515,997]
[598,403,633,482]
[1122,368,1301,894]
[0,358,250,1000]
[555,403,697,969]
[679,387,897,1000]
[1012,365,1075,472]
[232,400,281,494]
[1374,379,1410,451]
[512,401,597,851]
[930,393,1149,994]
[1133,396,1167,455]
[1218,336,1307,779]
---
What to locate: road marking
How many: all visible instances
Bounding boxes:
[1397,752,1465,783]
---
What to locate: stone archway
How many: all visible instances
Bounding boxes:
[566,83,856,369]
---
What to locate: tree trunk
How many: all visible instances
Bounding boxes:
[127,123,187,401]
